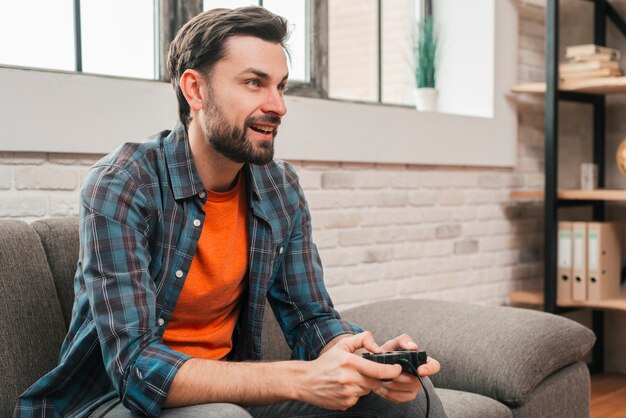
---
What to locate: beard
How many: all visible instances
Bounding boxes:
[202,95,279,165]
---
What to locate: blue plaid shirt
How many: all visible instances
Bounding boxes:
[15,124,361,417]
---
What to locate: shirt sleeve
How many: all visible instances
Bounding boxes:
[80,164,190,416]
[267,164,362,360]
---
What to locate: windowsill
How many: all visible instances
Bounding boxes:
[0,63,160,83]
[277,95,515,167]
[0,65,516,168]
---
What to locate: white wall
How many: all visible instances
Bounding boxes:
[435,0,495,118]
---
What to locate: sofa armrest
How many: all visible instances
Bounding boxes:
[341,298,595,407]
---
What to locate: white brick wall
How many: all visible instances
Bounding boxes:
[287,156,544,309]
[0,152,100,221]
[0,1,546,311]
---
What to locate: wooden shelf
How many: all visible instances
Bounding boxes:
[510,190,545,200]
[508,291,626,313]
[510,189,626,201]
[512,77,626,95]
[511,83,548,94]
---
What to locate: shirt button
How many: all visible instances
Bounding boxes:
[157,318,165,326]
[193,219,201,227]
[199,191,206,199]
[278,246,284,254]
[175,270,184,278]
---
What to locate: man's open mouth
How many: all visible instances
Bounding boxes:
[249,124,275,134]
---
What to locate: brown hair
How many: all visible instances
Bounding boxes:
[167,6,290,128]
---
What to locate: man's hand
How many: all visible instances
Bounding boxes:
[374,334,441,403]
[299,332,402,410]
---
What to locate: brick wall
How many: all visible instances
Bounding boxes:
[290,161,543,308]
[0,1,546,310]
[0,152,100,221]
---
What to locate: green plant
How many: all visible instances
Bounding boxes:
[413,15,437,88]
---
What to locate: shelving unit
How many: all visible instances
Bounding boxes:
[511,0,626,372]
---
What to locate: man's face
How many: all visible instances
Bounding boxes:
[202,35,289,165]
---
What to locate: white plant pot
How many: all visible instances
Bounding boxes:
[413,88,438,111]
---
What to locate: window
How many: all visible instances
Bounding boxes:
[0,0,76,72]
[0,0,156,79]
[328,0,379,102]
[1,0,517,167]
[327,0,495,117]
[80,0,156,79]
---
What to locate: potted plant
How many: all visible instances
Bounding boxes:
[412,13,438,111]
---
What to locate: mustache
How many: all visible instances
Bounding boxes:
[246,114,282,126]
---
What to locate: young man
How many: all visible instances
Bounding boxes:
[16,7,446,417]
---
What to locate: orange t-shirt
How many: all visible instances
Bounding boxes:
[163,174,248,360]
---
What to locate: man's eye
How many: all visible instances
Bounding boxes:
[278,84,288,93]
[246,79,261,88]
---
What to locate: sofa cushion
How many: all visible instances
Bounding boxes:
[0,220,67,417]
[437,388,512,418]
[511,361,589,418]
[341,299,595,407]
[32,217,80,329]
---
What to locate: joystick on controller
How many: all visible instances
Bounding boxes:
[361,350,427,376]
[362,350,431,417]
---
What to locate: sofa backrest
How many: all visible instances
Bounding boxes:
[0,220,67,418]
[31,217,80,329]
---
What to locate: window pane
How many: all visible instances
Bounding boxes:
[263,0,308,82]
[328,0,378,102]
[0,0,75,71]
[203,0,258,10]
[80,0,155,79]
[381,0,415,105]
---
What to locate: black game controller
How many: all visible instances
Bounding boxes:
[362,350,427,376]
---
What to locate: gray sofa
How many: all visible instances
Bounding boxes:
[1,217,595,418]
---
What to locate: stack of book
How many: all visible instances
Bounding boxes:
[560,44,623,81]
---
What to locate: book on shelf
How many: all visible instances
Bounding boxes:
[560,60,620,72]
[560,68,623,80]
[565,44,621,60]
[572,222,588,301]
[567,51,620,62]
[587,222,622,302]
[557,221,574,302]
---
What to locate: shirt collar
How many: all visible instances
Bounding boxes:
[163,123,205,200]
[244,164,261,202]
[164,122,262,202]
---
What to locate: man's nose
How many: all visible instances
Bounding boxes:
[261,89,287,117]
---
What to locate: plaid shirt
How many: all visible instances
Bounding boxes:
[16,124,361,417]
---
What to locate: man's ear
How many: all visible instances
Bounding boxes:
[180,69,205,112]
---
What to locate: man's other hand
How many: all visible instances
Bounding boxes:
[375,334,441,403]
[299,331,402,410]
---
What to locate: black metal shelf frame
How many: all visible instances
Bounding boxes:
[544,0,626,372]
